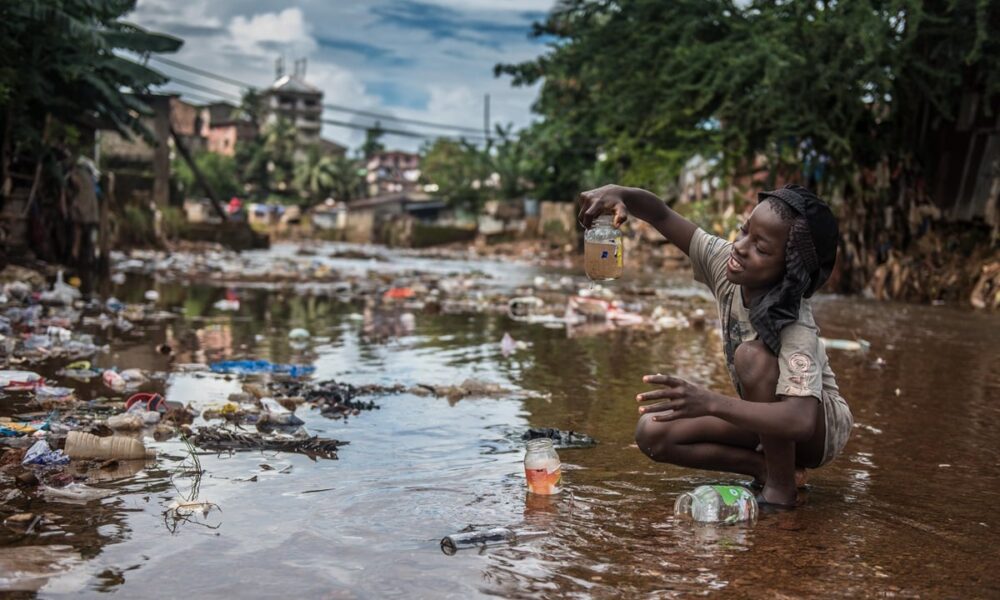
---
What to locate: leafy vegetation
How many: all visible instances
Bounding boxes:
[0,0,182,188]
[496,0,1000,290]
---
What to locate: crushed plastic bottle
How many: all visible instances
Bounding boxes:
[673,485,758,524]
[258,397,304,428]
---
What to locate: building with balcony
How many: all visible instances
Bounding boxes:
[365,150,421,196]
[261,58,323,153]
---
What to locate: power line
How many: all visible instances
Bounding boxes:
[149,55,487,134]
[321,117,485,141]
[164,76,242,102]
[156,77,490,143]
[150,55,257,89]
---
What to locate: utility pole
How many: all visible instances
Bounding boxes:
[484,93,491,144]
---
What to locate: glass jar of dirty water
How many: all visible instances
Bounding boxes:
[584,215,623,281]
[524,438,562,495]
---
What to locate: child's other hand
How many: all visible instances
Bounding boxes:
[635,374,715,422]
[578,185,629,229]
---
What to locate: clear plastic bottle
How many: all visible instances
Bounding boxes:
[584,215,624,281]
[440,527,515,555]
[673,485,758,524]
[524,438,562,495]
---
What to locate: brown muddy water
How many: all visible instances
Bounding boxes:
[2,242,999,598]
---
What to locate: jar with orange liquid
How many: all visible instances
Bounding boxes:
[524,438,562,495]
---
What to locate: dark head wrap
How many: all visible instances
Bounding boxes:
[747,184,839,354]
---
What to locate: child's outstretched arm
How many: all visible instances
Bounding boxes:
[578,185,698,256]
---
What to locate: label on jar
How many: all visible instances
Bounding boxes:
[584,241,623,280]
[712,485,752,506]
[525,460,562,495]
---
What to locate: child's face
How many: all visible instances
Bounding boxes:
[725,201,789,290]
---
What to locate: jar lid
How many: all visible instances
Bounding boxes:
[525,437,555,450]
[593,214,614,226]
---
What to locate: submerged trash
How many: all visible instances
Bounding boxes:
[674,485,758,524]
[0,370,42,389]
[106,413,145,431]
[102,369,126,393]
[22,440,70,467]
[209,360,316,377]
[257,397,305,430]
[40,482,115,504]
[441,527,515,555]
[190,429,346,460]
[522,428,597,449]
[288,328,311,340]
[524,438,562,495]
[166,499,220,518]
[64,431,155,460]
[440,527,548,555]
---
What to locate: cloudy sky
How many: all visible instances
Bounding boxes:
[130,0,555,152]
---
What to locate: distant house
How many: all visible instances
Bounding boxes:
[169,97,204,154]
[198,101,256,157]
[311,199,348,230]
[318,137,347,158]
[365,150,421,196]
[345,191,446,243]
[205,120,257,157]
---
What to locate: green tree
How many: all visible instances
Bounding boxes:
[420,138,490,212]
[243,117,296,198]
[175,151,241,200]
[0,0,182,190]
[498,0,1000,291]
[295,148,360,203]
[490,124,532,200]
[361,122,386,159]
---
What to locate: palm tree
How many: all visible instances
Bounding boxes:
[296,149,360,202]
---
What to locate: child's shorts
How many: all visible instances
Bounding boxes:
[819,390,853,466]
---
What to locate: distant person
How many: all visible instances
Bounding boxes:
[578,184,852,508]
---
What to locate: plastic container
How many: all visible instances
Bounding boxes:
[64,431,155,460]
[524,438,562,495]
[584,215,623,281]
[673,485,758,524]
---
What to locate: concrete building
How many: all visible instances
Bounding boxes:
[261,58,323,153]
[365,150,421,196]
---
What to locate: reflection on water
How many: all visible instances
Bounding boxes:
[3,246,999,598]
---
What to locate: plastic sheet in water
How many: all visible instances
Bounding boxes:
[209,360,316,377]
[22,440,70,466]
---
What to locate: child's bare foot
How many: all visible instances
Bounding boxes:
[756,484,797,509]
[750,468,809,490]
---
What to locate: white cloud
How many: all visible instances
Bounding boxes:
[228,8,316,57]
[420,0,554,11]
[131,0,550,152]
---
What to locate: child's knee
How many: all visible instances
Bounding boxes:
[734,340,779,395]
[635,414,678,462]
